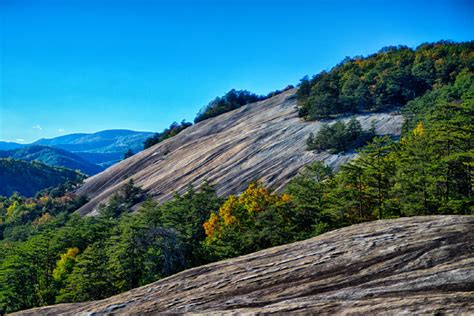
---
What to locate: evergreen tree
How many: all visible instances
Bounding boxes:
[123,149,134,160]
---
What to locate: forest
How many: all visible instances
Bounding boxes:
[0,41,472,313]
[297,41,473,119]
[0,159,84,197]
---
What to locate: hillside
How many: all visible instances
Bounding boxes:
[0,159,82,197]
[14,215,474,315]
[75,90,403,216]
[0,145,103,175]
[33,129,154,167]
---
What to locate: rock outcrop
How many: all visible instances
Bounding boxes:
[14,215,474,315]
[76,90,403,215]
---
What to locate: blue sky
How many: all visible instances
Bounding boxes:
[0,0,472,143]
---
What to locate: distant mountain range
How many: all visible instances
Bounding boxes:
[0,129,154,169]
[0,141,25,151]
[0,145,103,176]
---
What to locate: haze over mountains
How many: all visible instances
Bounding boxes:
[0,129,153,174]
[0,145,103,176]
[32,129,153,167]
[0,130,153,195]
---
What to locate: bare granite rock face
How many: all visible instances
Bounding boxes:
[13,215,474,315]
[75,90,403,216]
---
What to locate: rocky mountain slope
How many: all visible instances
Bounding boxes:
[14,215,474,315]
[76,89,403,216]
[0,145,103,175]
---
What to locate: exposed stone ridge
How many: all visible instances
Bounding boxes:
[13,215,474,315]
[75,90,403,216]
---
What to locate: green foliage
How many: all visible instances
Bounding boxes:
[194,86,294,123]
[298,41,473,119]
[285,162,334,235]
[106,216,186,292]
[1,42,472,315]
[143,120,192,149]
[56,242,113,303]
[53,247,80,281]
[0,158,84,197]
[0,183,221,313]
[98,179,145,218]
[194,89,262,123]
[202,182,295,260]
[140,183,223,266]
[123,149,134,160]
[201,70,472,260]
[307,117,375,153]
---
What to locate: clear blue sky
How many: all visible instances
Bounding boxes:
[0,0,472,143]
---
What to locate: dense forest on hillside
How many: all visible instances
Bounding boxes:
[0,42,472,313]
[297,41,473,119]
[0,159,84,197]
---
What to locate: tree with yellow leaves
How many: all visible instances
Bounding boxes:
[53,247,80,285]
[203,182,292,260]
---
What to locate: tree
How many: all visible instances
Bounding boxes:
[143,120,192,149]
[123,149,134,160]
[203,182,292,259]
[106,215,186,292]
[140,183,223,267]
[52,247,80,287]
[307,118,374,153]
[286,162,334,235]
[57,242,113,303]
[194,89,262,123]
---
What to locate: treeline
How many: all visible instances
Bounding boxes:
[194,86,294,123]
[143,85,294,150]
[1,67,471,313]
[143,120,193,149]
[297,41,473,119]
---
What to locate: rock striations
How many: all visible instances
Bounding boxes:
[13,215,474,315]
[76,90,403,216]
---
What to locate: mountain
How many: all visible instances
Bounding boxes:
[75,90,403,216]
[0,158,82,197]
[33,129,154,168]
[14,215,474,315]
[0,145,103,176]
[0,141,25,151]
